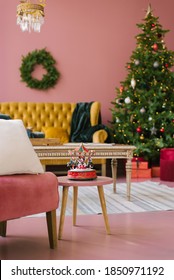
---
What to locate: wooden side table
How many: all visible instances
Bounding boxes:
[57,176,113,239]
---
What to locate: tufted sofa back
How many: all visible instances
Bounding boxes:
[0,102,101,136]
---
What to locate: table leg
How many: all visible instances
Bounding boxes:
[101,160,106,176]
[73,186,78,226]
[111,158,117,193]
[126,159,132,200]
[58,186,69,240]
[97,185,110,234]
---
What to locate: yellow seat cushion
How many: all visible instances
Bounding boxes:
[42,127,69,144]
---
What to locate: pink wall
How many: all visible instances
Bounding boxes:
[1,0,174,124]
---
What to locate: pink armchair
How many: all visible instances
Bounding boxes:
[0,119,59,249]
[0,172,59,249]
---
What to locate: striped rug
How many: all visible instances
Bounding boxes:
[57,181,174,215]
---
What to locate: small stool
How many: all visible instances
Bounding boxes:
[160,148,174,181]
[57,176,113,239]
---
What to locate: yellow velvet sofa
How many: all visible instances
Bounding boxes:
[0,101,107,174]
[0,101,108,142]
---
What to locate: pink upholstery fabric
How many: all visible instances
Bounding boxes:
[0,172,59,222]
[160,148,174,160]
[160,148,174,181]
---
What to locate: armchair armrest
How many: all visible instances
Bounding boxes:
[92,129,108,143]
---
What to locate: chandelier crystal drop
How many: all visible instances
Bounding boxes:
[17,1,46,33]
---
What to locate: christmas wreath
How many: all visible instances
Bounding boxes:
[20,48,60,90]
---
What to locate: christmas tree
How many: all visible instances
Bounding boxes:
[110,4,174,166]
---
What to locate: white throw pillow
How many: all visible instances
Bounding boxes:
[0,119,44,175]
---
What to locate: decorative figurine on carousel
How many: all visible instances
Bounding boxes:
[67,143,97,180]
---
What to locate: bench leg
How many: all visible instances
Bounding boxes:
[97,185,110,234]
[0,221,7,237]
[46,209,57,249]
[58,186,69,240]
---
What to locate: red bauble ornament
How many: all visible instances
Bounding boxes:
[172,119,174,123]
[151,23,156,28]
[165,63,169,68]
[136,126,142,133]
[160,127,165,133]
[152,43,158,51]
[127,65,131,69]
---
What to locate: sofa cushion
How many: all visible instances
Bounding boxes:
[0,119,44,175]
[42,127,69,144]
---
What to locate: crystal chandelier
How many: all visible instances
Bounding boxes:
[17,0,46,32]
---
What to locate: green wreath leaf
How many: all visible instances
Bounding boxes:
[20,48,60,90]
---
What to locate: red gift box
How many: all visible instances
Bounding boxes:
[132,161,148,169]
[151,166,160,177]
[160,148,174,181]
[131,168,151,178]
[160,148,174,160]
[132,157,145,162]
